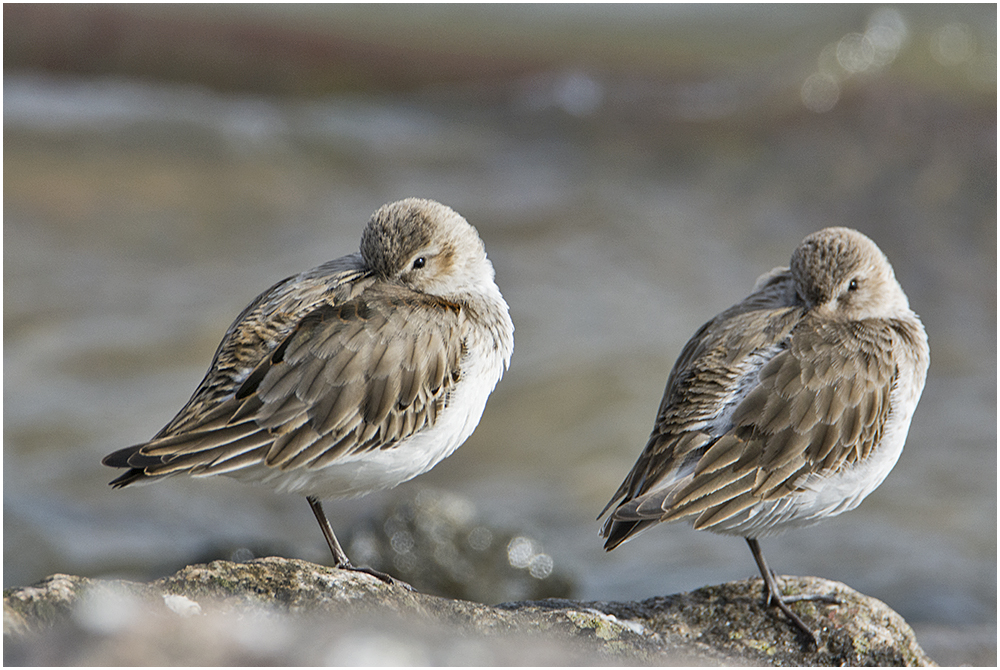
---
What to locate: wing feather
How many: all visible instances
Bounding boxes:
[693,490,758,529]
[108,281,465,486]
[192,446,270,476]
[602,284,899,547]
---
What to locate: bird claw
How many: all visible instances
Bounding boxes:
[766,591,821,647]
[339,564,415,591]
[783,592,840,605]
[759,581,840,648]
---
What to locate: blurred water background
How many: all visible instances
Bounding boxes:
[4,5,996,664]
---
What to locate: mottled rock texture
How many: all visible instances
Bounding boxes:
[4,557,934,665]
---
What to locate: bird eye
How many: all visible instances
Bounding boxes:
[848,278,859,292]
[412,257,426,270]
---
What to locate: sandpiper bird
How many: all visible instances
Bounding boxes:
[599,227,929,642]
[103,198,514,582]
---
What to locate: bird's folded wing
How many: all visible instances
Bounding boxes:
[127,286,464,477]
[600,303,801,522]
[625,316,897,530]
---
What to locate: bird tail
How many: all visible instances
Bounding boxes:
[102,444,159,488]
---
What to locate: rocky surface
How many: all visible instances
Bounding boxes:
[5,557,934,665]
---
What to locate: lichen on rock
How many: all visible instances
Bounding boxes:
[5,557,935,665]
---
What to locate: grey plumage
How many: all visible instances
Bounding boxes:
[600,227,929,642]
[103,198,513,578]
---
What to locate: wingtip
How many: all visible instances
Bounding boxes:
[102,445,142,468]
[596,497,618,523]
[102,444,152,488]
[601,519,640,552]
[598,493,652,551]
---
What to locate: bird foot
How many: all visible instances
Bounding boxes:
[780,591,840,605]
[761,582,838,648]
[766,590,821,647]
[337,563,415,591]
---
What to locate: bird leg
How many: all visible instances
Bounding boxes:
[306,496,410,589]
[745,538,837,646]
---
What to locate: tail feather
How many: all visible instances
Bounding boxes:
[101,445,143,469]
[103,444,167,488]
[601,517,655,551]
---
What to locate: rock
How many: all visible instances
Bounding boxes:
[4,557,934,665]
[149,487,575,605]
